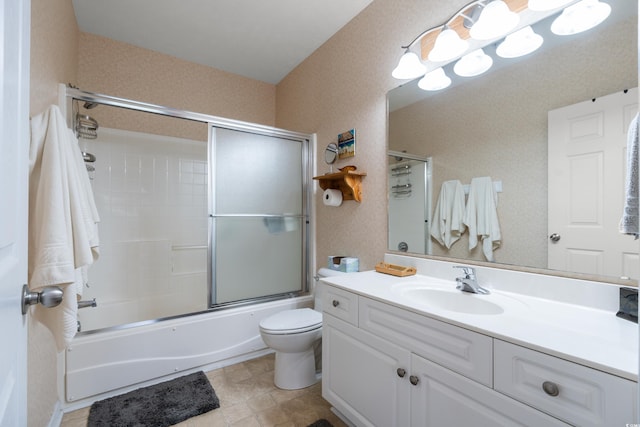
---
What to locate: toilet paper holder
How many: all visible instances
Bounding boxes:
[313,166,366,203]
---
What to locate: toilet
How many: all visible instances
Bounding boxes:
[259,268,344,390]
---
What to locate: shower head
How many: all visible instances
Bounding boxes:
[83,101,99,109]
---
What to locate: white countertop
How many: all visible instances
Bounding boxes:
[320,270,638,382]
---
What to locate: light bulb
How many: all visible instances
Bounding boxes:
[551,0,611,36]
[392,50,427,80]
[454,48,493,77]
[469,1,519,41]
[496,26,544,58]
[428,27,469,63]
[418,68,452,91]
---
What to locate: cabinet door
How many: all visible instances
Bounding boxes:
[323,314,410,427]
[411,355,568,427]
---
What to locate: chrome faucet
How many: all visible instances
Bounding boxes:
[453,266,490,295]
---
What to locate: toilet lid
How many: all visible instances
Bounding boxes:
[259,308,322,334]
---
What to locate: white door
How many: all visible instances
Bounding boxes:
[0,0,30,425]
[548,88,639,279]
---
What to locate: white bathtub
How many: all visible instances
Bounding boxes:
[65,295,313,406]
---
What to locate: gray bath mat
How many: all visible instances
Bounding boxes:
[307,420,334,427]
[87,371,219,426]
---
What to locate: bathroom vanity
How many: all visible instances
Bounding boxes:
[320,256,638,426]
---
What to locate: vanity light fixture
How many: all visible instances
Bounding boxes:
[527,0,574,11]
[454,48,493,77]
[550,0,611,35]
[468,0,520,40]
[392,49,427,80]
[496,26,544,58]
[391,0,612,92]
[428,26,469,63]
[418,68,452,91]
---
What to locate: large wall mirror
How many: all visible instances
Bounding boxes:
[387,0,639,283]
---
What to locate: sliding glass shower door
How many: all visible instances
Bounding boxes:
[209,125,310,306]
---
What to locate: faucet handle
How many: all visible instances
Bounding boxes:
[453,265,475,279]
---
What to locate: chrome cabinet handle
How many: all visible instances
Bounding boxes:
[549,233,561,243]
[409,375,419,386]
[542,381,560,397]
[397,368,406,378]
[332,300,339,307]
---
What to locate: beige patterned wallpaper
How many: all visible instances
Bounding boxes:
[30,0,79,116]
[77,32,277,141]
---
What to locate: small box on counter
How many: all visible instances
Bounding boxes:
[328,256,359,273]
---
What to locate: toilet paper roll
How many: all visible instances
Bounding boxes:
[323,189,343,207]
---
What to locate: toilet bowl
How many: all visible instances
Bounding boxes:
[259,268,344,390]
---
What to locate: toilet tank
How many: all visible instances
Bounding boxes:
[314,268,346,312]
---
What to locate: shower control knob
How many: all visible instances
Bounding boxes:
[332,300,339,307]
[549,233,561,243]
[397,368,406,378]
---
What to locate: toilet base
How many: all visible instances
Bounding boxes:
[274,348,319,390]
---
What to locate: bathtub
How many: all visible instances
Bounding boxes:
[64,295,313,406]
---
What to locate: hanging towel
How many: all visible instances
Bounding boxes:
[463,177,501,261]
[430,180,466,249]
[28,105,100,350]
[620,112,639,238]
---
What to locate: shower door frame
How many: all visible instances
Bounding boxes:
[63,85,314,316]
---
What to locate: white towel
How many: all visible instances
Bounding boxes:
[463,177,501,261]
[28,105,100,350]
[430,180,466,249]
[620,113,639,238]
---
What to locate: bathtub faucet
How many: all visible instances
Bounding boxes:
[78,298,97,309]
[453,266,490,295]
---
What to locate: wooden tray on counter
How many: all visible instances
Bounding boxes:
[374,262,417,277]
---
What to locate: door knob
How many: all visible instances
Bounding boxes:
[549,233,561,243]
[397,368,406,378]
[21,284,64,315]
[409,375,419,386]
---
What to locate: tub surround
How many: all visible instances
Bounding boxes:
[321,253,637,381]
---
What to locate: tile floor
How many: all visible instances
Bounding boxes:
[60,353,347,427]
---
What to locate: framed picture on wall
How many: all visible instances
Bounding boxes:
[338,129,355,159]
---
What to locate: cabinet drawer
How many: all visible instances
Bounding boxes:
[322,284,358,326]
[359,297,493,387]
[494,340,637,427]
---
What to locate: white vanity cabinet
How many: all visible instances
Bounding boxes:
[322,285,570,426]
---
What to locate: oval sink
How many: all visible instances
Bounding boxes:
[401,288,504,315]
